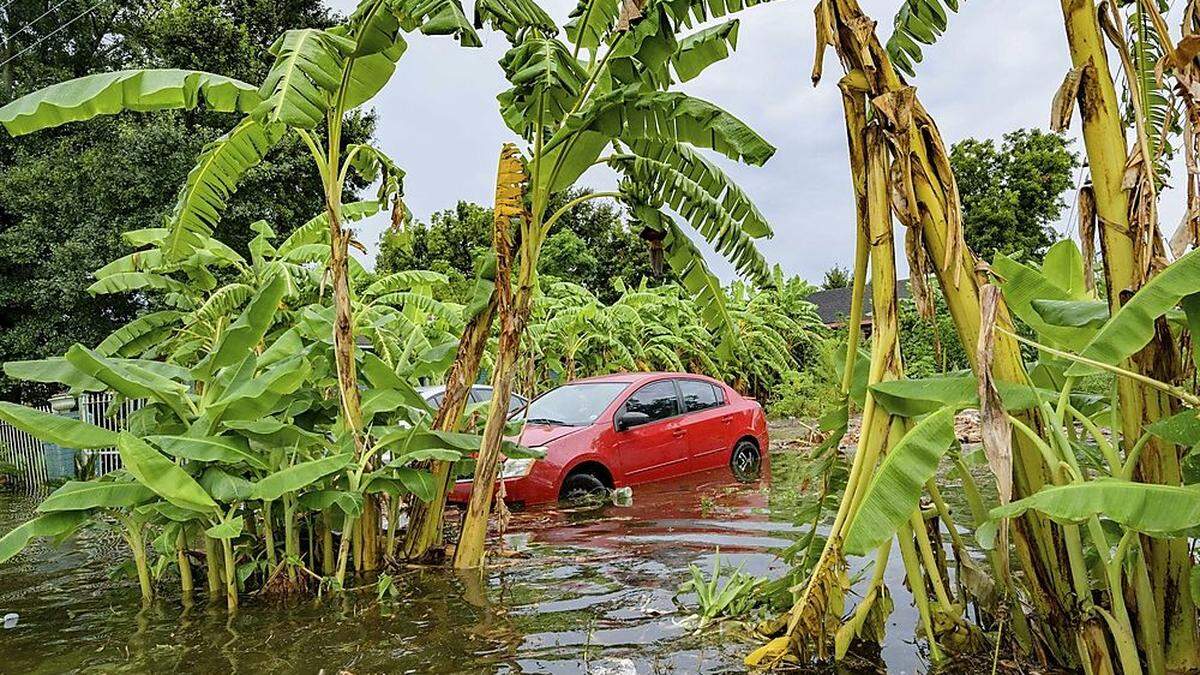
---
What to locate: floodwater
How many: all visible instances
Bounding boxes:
[0,427,940,674]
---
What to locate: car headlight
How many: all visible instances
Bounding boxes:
[500,456,538,479]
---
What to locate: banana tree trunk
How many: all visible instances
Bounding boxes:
[453,265,532,570]
[453,144,529,570]
[403,292,498,561]
[328,218,364,440]
[1057,1,1197,666]
[810,0,1112,666]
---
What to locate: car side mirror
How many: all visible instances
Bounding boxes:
[617,411,651,431]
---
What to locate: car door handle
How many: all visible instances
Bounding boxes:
[721,414,734,424]
[672,429,687,438]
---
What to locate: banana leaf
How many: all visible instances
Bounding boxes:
[0,69,261,136]
[205,515,244,540]
[990,479,1200,536]
[0,512,87,564]
[248,453,354,502]
[844,407,957,556]
[0,401,120,449]
[1067,247,1200,376]
[117,433,217,514]
[148,435,269,471]
[37,480,156,513]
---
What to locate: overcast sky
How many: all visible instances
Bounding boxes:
[326,0,1182,283]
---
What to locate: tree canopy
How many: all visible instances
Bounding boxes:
[950,128,1078,264]
[376,188,662,304]
[820,264,851,290]
[0,0,372,403]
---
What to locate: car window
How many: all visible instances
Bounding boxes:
[679,379,721,413]
[471,387,490,404]
[429,393,444,407]
[623,380,680,422]
[508,395,526,414]
[523,382,628,426]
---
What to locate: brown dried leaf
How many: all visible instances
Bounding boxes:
[1051,66,1085,133]
[615,0,644,31]
[976,285,1012,506]
[1179,35,1200,63]
[905,226,935,320]
[812,1,835,86]
[1078,185,1097,291]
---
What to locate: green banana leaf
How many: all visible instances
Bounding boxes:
[37,480,156,513]
[1145,410,1200,447]
[200,273,287,375]
[65,345,192,420]
[0,401,119,449]
[844,407,957,556]
[0,512,87,564]
[248,453,354,502]
[0,69,261,136]
[990,479,1200,536]
[298,489,364,516]
[148,435,269,472]
[205,515,244,540]
[1067,247,1200,376]
[392,466,436,502]
[117,433,218,514]
[869,374,1104,418]
[200,467,256,502]
[1030,299,1109,328]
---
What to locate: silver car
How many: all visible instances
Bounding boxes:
[417,384,528,413]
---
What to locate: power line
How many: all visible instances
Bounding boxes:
[1,0,75,46]
[0,0,104,70]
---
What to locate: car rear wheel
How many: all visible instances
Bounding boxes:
[730,440,762,481]
[559,472,607,503]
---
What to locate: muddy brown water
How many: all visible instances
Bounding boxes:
[0,427,946,674]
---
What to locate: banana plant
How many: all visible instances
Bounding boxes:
[453,0,781,569]
[0,0,490,584]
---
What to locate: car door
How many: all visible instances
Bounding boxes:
[677,379,731,470]
[614,379,689,483]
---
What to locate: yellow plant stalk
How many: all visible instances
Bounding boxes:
[766,0,1120,668]
[454,144,531,570]
[1056,1,1197,666]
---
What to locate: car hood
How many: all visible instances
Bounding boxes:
[519,423,589,447]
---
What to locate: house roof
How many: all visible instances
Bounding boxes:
[807,279,911,325]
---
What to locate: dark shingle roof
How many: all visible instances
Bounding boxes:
[808,280,911,325]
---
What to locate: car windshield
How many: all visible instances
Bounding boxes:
[521,382,629,426]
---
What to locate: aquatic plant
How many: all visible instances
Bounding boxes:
[677,548,766,629]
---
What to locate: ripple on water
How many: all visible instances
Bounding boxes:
[0,453,933,673]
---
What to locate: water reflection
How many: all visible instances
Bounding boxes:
[0,455,928,673]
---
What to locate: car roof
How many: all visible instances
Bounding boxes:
[565,371,720,386]
[415,384,496,396]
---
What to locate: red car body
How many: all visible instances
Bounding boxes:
[449,372,770,506]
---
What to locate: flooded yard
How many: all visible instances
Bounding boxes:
[0,422,936,673]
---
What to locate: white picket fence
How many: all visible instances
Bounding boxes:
[0,401,51,488]
[0,393,141,490]
[78,393,140,476]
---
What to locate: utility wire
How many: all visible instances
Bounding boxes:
[0,0,75,46]
[0,0,104,70]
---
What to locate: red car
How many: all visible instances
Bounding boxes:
[449,372,770,506]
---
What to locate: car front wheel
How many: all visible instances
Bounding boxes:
[559,472,607,503]
[730,440,762,481]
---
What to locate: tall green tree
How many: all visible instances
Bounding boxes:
[950,128,1077,264]
[820,264,851,289]
[0,0,372,403]
[377,187,660,303]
